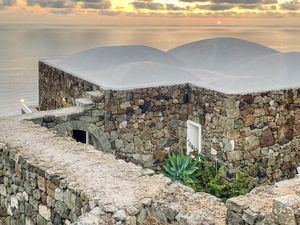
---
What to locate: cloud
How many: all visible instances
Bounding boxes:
[280,1,299,11]
[166,4,186,11]
[26,0,111,9]
[1,0,299,18]
[49,8,74,14]
[26,0,74,8]
[77,0,111,9]
[180,0,276,3]
[131,0,164,10]
[0,0,16,9]
[196,3,235,10]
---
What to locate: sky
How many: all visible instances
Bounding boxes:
[0,0,300,25]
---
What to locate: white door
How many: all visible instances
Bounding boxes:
[186,120,202,155]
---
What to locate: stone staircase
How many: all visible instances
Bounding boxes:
[75,91,104,110]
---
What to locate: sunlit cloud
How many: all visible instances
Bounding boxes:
[0,0,299,23]
[0,0,17,9]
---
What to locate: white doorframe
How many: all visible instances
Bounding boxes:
[186,120,202,155]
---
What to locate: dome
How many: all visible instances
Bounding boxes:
[42,38,300,94]
[228,52,300,87]
[85,62,200,90]
[204,76,282,94]
[168,37,278,71]
[54,45,185,73]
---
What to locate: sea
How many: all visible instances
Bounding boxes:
[1,24,300,117]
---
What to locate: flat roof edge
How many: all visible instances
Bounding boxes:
[39,60,300,96]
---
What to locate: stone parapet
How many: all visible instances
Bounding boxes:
[226,176,300,225]
[0,117,226,225]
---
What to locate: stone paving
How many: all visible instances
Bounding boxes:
[0,113,226,225]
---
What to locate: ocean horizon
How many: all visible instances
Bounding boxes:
[1,23,300,117]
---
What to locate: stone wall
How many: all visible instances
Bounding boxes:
[0,143,89,225]
[39,62,300,182]
[39,62,100,111]
[0,116,227,225]
[226,175,300,225]
[191,87,300,183]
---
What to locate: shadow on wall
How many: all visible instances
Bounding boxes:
[53,121,112,153]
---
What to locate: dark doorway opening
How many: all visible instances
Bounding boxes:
[73,130,87,144]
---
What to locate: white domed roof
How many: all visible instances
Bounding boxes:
[204,76,282,94]
[228,52,300,86]
[55,45,184,72]
[84,62,204,90]
[42,38,300,94]
[168,37,278,71]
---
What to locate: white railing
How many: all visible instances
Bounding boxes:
[20,99,36,114]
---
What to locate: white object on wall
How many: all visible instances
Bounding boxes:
[187,120,202,155]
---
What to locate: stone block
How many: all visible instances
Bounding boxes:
[38,176,46,192]
[125,216,136,225]
[75,98,95,110]
[83,91,104,103]
[136,208,147,225]
[11,196,19,209]
[120,101,131,109]
[225,108,240,119]
[243,114,255,127]
[113,209,127,221]
[115,139,125,149]
[39,205,51,221]
[272,195,300,225]
[277,125,293,145]
[0,184,7,197]
[64,190,77,212]
[33,189,41,200]
[245,136,260,151]
[46,180,56,198]
[242,208,259,225]
[226,210,244,225]
[260,129,275,148]
[226,198,247,213]
[54,188,64,201]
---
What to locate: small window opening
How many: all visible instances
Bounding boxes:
[187,120,202,155]
[72,130,89,144]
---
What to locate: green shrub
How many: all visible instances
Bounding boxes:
[229,170,255,197]
[163,152,200,188]
[163,152,255,201]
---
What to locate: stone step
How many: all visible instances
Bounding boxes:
[75,98,95,110]
[83,91,104,103]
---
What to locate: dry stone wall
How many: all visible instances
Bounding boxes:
[190,86,300,183]
[0,143,89,225]
[39,62,300,182]
[0,116,227,225]
[39,62,99,111]
[226,175,300,225]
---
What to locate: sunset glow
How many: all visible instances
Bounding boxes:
[0,0,300,24]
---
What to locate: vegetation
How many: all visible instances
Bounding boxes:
[163,151,255,201]
[163,152,200,187]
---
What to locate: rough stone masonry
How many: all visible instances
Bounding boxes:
[226,175,300,225]
[0,113,226,225]
[39,62,300,183]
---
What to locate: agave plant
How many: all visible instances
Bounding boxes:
[163,152,200,186]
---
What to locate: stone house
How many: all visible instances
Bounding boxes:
[38,38,300,182]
